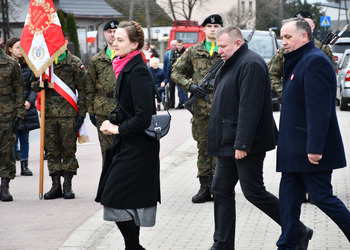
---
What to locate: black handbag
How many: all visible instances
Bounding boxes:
[144,84,171,140]
[111,84,171,140]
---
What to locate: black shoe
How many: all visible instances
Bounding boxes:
[63,171,75,199]
[44,174,63,199]
[296,226,313,250]
[20,160,33,176]
[0,178,13,202]
[209,242,219,250]
[175,104,185,109]
[192,176,213,203]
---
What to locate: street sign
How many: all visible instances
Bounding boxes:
[320,16,331,27]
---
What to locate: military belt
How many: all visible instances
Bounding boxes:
[98,91,114,98]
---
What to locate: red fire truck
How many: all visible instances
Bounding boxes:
[167,20,206,50]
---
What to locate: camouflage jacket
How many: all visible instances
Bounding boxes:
[0,49,25,121]
[86,45,116,116]
[32,51,87,118]
[171,40,221,116]
[268,38,336,98]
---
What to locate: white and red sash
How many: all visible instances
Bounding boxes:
[40,64,89,143]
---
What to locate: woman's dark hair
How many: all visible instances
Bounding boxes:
[118,21,144,50]
[4,37,20,56]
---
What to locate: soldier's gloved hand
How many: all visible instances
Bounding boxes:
[35,79,49,90]
[76,115,84,131]
[12,117,21,133]
[189,83,207,99]
[89,113,97,127]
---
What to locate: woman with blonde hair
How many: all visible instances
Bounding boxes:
[96,21,160,250]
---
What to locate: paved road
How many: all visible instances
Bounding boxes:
[1,109,350,249]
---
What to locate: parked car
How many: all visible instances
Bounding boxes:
[241,29,280,111]
[241,30,278,62]
[331,37,350,69]
[336,48,350,110]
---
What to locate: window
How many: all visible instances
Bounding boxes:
[249,1,253,15]
[241,1,245,14]
[175,32,199,44]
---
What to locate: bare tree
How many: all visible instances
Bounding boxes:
[129,0,135,21]
[225,6,255,29]
[163,0,207,20]
[145,0,152,42]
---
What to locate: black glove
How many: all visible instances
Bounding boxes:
[35,79,49,90]
[89,113,97,127]
[76,115,84,131]
[13,117,21,133]
[189,83,207,99]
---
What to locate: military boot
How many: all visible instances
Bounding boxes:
[44,174,63,199]
[192,176,213,203]
[1,178,13,202]
[63,171,75,199]
[20,160,33,176]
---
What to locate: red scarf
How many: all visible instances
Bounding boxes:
[113,50,140,80]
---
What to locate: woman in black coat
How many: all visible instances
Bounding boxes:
[5,38,40,176]
[96,21,160,250]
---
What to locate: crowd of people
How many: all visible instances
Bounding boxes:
[1,11,350,250]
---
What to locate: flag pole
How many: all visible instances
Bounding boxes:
[39,73,46,200]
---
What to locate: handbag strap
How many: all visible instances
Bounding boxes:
[115,84,171,119]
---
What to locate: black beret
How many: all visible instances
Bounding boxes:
[294,11,313,20]
[201,14,223,27]
[103,20,119,31]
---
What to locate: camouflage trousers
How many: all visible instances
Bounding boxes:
[191,114,216,178]
[0,122,16,179]
[45,117,79,175]
[96,115,114,165]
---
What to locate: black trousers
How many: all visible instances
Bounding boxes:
[168,79,176,108]
[211,153,280,249]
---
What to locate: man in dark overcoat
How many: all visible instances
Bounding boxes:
[207,25,312,250]
[276,17,350,248]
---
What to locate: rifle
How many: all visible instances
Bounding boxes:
[184,58,224,114]
[184,29,256,114]
[320,24,349,49]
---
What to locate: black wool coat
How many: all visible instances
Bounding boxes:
[96,53,160,209]
[207,43,277,156]
[18,62,40,131]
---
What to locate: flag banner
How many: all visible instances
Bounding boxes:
[87,31,98,44]
[41,64,78,112]
[20,0,66,77]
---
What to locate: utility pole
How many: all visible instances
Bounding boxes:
[279,0,283,29]
[145,0,151,42]
[1,0,10,42]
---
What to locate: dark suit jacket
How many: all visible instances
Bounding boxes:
[207,43,277,156]
[277,41,346,173]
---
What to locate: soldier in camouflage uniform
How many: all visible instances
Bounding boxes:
[268,11,336,98]
[0,48,26,201]
[32,33,87,200]
[171,14,223,203]
[86,20,119,164]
